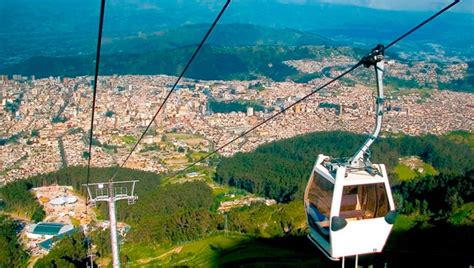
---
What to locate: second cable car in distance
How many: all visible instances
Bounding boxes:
[304,45,397,260]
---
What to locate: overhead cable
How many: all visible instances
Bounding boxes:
[110,0,231,182]
[86,0,107,201]
[84,0,107,265]
[171,0,460,178]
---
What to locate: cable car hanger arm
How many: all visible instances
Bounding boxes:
[349,45,385,167]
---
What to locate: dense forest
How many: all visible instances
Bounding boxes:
[124,181,218,244]
[0,181,45,222]
[0,169,312,266]
[0,45,355,82]
[0,216,28,268]
[216,131,474,202]
[394,171,474,223]
[34,232,88,268]
[213,130,474,265]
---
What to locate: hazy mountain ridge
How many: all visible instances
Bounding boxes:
[101,23,332,54]
[0,44,358,82]
[3,40,472,93]
[0,22,350,80]
[1,0,472,64]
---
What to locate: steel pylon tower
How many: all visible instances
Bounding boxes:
[83,180,139,268]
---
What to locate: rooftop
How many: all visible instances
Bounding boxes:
[28,222,73,236]
[38,228,77,251]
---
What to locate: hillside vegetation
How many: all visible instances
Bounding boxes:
[3,22,472,93]
[102,23,332,54]
[1,131,473,266]
[0,216,28,267]
[216,131,474,202]
[3,44,472,93]
[0,45,357,82]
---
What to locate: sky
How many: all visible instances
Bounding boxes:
[277,0,474,13]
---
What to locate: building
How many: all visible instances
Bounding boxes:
[26,222,74,240]
[294,103,302,113]
[186,172,201,178]
[37,228,77,251]
[247,107,254,117]
[49,196,78,206]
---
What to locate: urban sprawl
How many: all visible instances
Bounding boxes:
[1,59,473,185]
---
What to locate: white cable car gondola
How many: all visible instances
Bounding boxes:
[304,45,397,261]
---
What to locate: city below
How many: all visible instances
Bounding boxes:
[1,62,472,184]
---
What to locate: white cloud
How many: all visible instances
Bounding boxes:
[276,0,473,13]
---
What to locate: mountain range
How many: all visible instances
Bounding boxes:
[1,0,472,65]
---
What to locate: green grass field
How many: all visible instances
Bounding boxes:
[446,130,474,149]
[392,214,418,232]
[191,151,210,161]
[123,234,336,267]
[123,234,251,267]
[394,163,418,181]
[450,202,474,226]
[118,135,137,146]
[394,160,438,181]
[421,163,437,176]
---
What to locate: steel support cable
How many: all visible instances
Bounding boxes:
[384,0,460,51]
[170,0,460,179]
[84,0,106,264]
[86,0,106,201]
[109,0,231,182]
[170,63,362,177]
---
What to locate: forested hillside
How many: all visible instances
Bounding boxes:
[34,232,88,268]
[0,181,45,222]
[212,130,474,265]
[0,45,357,82]
[216,131,474,202]
[1,131,473,266]
[3,0,472,63]
[3,22,472,93]
[101,23,332,54]
[3,43,472,93]
[0,166,302,251]
[0,216,28,267]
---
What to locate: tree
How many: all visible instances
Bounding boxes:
[51,116,67,123]
[34,231,88,268]
[31,129,39,137]
[216,131,474,202]
[105,111,114,118]
[0,216,28,268]
[90,229,111,257]
[32,207,46,223]
[0,181,45,221]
